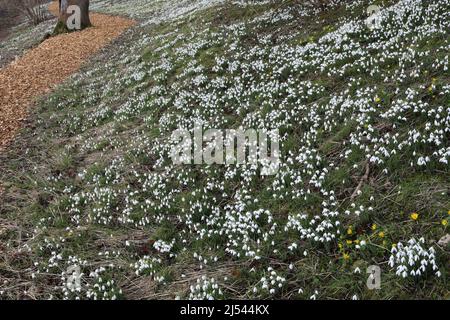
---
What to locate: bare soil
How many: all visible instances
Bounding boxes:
[0,6,22,41]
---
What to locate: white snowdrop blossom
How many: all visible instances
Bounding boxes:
[389,238,440,278]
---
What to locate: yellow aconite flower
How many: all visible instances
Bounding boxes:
[442,219,448,227]
[410,212,419,221]
[346,240,353,245]
[347,227,353,235]
[343,253,350,260]
[354,239,360,244]
[374,96,381,103]
[338,243,343,249]
[447,210,450,215]
[378,231,385,238]
[371,224,377,231]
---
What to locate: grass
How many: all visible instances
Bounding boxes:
[0,0,449,300]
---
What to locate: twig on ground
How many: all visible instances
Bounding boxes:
[351,161,370,200]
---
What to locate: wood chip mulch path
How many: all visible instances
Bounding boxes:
[0,2,135,152]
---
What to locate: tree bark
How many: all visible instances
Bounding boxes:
[55,0,90,33]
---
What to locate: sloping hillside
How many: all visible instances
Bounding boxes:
[0,0,448,299]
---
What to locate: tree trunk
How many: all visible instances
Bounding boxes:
[54,0,91,34]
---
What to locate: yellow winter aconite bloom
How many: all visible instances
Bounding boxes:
[371,224,377,231]
[346,240,353,245]
[378,231,385,238]
[354,239,360,244]
[338,243,343,249]
[447,210,450,215]
[374,96,381,103]
[442,219,448,227]
[347,227,353,235]
[343,253,350,260]
[410,212,419,220]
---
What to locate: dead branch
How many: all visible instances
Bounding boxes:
[351,161,370,200]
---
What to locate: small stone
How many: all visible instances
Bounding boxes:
[437,234,450,247]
